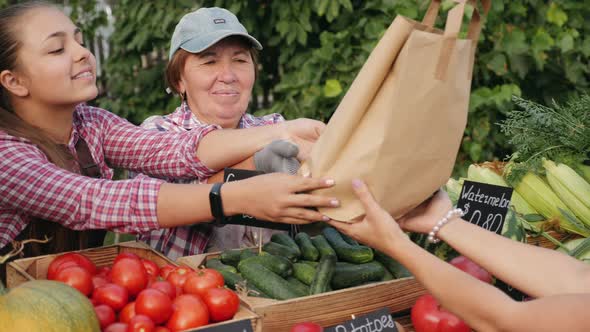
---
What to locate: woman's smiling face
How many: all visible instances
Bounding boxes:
[12,6,97,107]
[179,37,255,129]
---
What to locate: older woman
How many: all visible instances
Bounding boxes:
[136,7,313,259]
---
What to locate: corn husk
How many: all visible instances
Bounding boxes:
[467,164,538,216]
[544,159,590,227]
[509,168,590,237]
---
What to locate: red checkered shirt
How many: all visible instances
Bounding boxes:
[0,104,219,250]
[135,101,284,260]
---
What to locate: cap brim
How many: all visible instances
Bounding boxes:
[179,31,263,54]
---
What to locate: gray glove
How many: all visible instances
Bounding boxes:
[254,140,301,174]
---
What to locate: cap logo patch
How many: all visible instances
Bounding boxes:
[213,18,226,24]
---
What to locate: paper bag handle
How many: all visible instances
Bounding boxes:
[434,0,491,80]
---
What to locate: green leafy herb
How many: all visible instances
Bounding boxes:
[500,95,590,183]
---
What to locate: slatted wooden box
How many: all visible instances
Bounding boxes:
[6,241,259,331]
[179,251,426,332]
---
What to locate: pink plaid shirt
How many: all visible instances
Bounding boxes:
[0,104,218,250]
[136,102,284,260]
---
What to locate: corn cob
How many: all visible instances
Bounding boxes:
[511,170,589,237]
[467,164,538,216]
[543,159,590,227]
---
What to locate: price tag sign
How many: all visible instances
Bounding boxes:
[457,180,529,300]
[222,168,290,230]
[457,180,513,234]
[187,319,253,332]
[325,308,398,332]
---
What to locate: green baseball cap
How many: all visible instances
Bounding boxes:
[169,7,262,59]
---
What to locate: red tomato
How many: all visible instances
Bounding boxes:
[104,322,128,332]
[142,259,160,277]
[182,269,224,298]
[47,253,97,279]
[128,314,155,332]
[154,327,171,332]
[166,267,193,289]
[94,304,116,329]
[92,283,129,311]
[55,266,94,296]
[110,257,148,297]
[149,281,178,300]
[290,322,324,332]
[97,266,111,278]
[166,294,209,331]
[159,265,176,280]
[411,294,470,332]
[114,252,141,264]
[449,256,493,284]
[202,287,239,322]
[92,275,109,289]
[119,302,137,324]
[135,288,173,325]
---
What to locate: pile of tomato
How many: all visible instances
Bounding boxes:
[47,251,240,332]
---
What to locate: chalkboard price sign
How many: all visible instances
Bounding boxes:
[222,168,290,230]
[187,319,253,332]
[456,180,513,235]
[325,308,398,332]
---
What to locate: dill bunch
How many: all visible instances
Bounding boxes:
[500,95,590,183]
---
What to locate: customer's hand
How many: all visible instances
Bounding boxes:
[226,173,339,224]
[327,179,406,254]
[281,118,325,161]
[396,190,453,234]
[254,140,300,174]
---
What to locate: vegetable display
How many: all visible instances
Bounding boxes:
[211,227,411,300]
[42,251,241,331]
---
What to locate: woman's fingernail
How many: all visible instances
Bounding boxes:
[330,199,340,207]
[303,172,311,178]
[322,215,331,221]
[325,179,335,186]
[352,179,363,189]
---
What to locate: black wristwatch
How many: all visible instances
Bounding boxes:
[209,182,226,226]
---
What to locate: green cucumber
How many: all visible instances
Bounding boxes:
[309,254,336,295]
[238,254,293,278]
[310,235,336,259]
[271,233,301,256]
[286,277,310,296]
[375,261,394,281]
[292,262,316,285]
[295,232,320,261]
[212,268,269,297]
[239,262,301,300]
[331,261,385,290]
[300,260,319,268]
[205,258,238,273]
[219,249,243,267]
[262,241,300,261]
[323,227,373,263]
[240,248,257,261]
[374,250,412,278]
[340,233,359,246]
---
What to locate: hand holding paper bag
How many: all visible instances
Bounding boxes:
[301,0,491,222]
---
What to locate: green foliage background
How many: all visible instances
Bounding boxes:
[3,0,590,175]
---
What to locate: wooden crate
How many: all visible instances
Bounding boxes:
[6,241,260,331]
[179,252,426,332]
[6,241,176,288]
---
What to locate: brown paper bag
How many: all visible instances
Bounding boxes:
[301,0,490,222]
